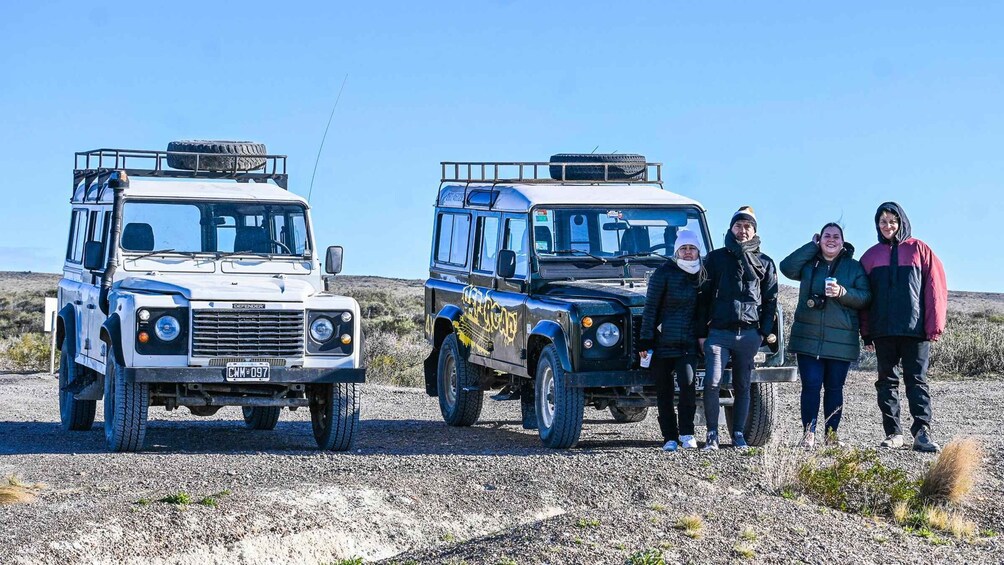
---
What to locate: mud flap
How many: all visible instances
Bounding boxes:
[424,350,438,397]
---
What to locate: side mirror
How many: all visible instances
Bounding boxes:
[83,241,104,271]
[325,246,343,275]
[496,249,516,279]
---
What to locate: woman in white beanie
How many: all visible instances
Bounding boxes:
[638,229,705,451]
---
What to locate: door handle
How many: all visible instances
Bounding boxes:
[86,304,96,310]
[74,300,83,305]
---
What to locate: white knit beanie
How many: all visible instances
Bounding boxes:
[673,229,702,256]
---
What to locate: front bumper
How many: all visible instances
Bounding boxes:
[125,367,366,384]
[564,366,797,388]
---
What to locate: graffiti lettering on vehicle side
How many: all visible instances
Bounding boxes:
[455,285,519,354]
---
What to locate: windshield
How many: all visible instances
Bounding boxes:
[532,207,707,259]
[120,200,310,256]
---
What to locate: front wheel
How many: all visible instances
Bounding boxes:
[103,354,149,452]
[242,406,281,430]
[310,383,359,451]
[58,339,96,431]
[535,345,584,449]
[724,383,778,447]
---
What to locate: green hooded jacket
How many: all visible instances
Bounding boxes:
[779,241,872,362]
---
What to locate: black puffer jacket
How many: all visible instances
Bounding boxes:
[780,241,872,362]
[696,243,779,338]
[639,260,700,356]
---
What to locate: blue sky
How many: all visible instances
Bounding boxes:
[1,2,1000,291]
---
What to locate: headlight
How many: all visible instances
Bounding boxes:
[310,317,335,342]
[154,315,181,342]
[595,322,621,347]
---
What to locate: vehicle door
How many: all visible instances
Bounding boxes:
[491,214,530,367]
[464,211,502,362]
[58,208,89,361]
[81,210,111,362]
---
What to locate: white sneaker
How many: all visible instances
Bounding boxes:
[662,440,679,452]
[679,435,698,449]
[880,434,905,449]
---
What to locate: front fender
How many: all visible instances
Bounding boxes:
[528,320,573,374]
[100,313,126,367]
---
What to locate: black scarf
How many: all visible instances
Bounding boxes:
[725,231,765,280]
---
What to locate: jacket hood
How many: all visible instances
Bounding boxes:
[116,275,319,301]
[875,201,912,244]
[542,280,646,308]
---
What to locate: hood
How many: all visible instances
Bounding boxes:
[875,201,912,244]
[542,280,647,308]
[116,275,319,301]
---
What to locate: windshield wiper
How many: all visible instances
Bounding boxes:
[546,249,608,263]
[616,251,665,260]
[129,249,198,261]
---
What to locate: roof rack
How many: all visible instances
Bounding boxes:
[440,161,663,185]
[73,148,289,192]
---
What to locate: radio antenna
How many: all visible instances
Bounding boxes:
[307,74,348,203]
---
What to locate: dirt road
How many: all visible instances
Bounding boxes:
[1,372,1000,564]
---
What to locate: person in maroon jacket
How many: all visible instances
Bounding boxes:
[859,202,947,452]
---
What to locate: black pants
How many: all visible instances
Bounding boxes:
[651,354,697,441]
[874,336,933,437]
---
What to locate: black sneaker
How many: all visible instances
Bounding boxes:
[913,427,940,453]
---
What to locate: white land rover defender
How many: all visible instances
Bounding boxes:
[57,141,363,452]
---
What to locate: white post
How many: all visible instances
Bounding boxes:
[44,298,58,375]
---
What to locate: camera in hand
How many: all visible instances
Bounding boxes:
[806,293,827,309]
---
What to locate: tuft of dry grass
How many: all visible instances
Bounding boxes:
[733,543,756,559]
[0,475,43,505]
[675,515,704,539]
[919,438,982,505]
[759,425,806,494]
[892,501,910,524]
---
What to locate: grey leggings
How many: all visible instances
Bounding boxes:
[703,328,762,433]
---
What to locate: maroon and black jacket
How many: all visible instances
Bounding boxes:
[859,202,947,343]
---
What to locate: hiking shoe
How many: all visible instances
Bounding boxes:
[800,431,816,450]
[680,435,698,449]
[662,440,679,452]
[913,427,941,453]
[880,434,904,449]
[732,431,749,449]
[702,430,719,451]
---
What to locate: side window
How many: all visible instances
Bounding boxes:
[66,209,87,263]
[502,218,528,279]
[434,212,470,267]
[85,211,108,269]
[473,215,500,273]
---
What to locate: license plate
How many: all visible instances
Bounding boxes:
[225,362,270,382]
[754,352,767,363]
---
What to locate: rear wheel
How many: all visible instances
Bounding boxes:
[242,406,281,430]
[724,383,778,447]
[58,339,96,431]
[535,345,584,448]
[103,354,149,452]
[310,383,359,451]
[609,405,648,423]
[437,333,483,426]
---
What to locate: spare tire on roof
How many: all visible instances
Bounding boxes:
[166,140,267,172]
[548,153,647,181]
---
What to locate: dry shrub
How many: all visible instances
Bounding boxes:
[364,329,429,388]
[0,475,42,505]
[892,501,910,524]
[3,332,52,371]
[919,438,982,505]
[930,314,1004,378]
[675,514,704,539]
[759,426,805,494]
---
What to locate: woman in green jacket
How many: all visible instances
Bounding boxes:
[780,223,871,448]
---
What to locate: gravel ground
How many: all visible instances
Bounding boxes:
[0,371,1001,564]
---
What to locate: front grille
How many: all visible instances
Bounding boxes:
[207,357,287,367]
[193,310,304,357]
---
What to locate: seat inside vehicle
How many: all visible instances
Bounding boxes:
[122,223,154,251]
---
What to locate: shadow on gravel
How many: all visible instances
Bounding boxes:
[0,418,663,456]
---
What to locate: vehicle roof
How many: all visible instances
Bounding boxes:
[73,179,307,205]
[437,183,704,212]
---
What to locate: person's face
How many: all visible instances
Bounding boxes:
[819,226,843,259]
[676,244,700,261]
[879,211,899,241]
[731,220,756,242]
